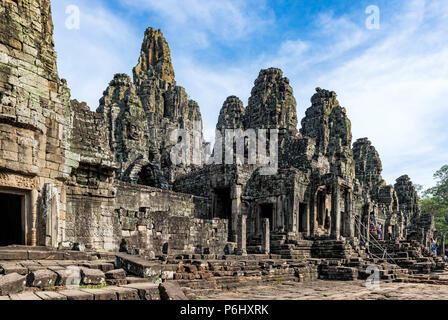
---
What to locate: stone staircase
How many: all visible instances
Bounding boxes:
[269,232,313,259]
[247,235,263,254]
[367,240,447,274]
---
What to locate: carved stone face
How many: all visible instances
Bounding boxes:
[127,123,140,140]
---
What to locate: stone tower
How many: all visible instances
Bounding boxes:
[246,68,298,133]
[98,27,205,187]
[301,88,355,179]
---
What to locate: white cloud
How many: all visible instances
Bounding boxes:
[52,0,140,110]
[119,0,273,48]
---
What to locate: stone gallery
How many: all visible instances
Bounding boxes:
[0,0,446,301]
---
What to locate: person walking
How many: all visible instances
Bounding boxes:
[430,238,438,255]
[376,223,383,240]
[387,225,393,241]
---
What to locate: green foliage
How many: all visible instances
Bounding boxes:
[420,165,448,234]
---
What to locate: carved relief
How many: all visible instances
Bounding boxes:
[0,171,38,190]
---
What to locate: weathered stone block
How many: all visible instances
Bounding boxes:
[105,269,126,280]
[103,286,139,300]
[0,263,27,275]
[122,283,161,300]
[59,290,94,301]
[27,270,58,288]
[105,269,127,285]
[115,253,163,280]
[81,268,105,285]
[159,282,188,300]
[0,273,26,296]
[9,292,42,301]
[80,288,118,300]
[0,251,28,261]
[54,268,81,287]
[35,291,68,301]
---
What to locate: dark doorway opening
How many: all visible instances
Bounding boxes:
[214,188,232,241]
[260,203,273,231]
[0,193,23,246]
[299,203,307,233]
[317,190,325,227]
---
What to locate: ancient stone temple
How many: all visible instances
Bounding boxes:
[0,1,444,299]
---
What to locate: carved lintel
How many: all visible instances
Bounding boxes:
[0,171,38,190]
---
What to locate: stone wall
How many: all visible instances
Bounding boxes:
[0,0,79,247]
[65,180,220,253]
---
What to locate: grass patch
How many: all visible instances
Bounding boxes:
[79,284,108,290]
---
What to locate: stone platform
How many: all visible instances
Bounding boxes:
[1,239,447,300]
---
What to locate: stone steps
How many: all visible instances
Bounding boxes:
[0,281,187,301]
[0,247,96,261]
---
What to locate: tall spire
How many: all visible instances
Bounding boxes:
[133,27,176,85]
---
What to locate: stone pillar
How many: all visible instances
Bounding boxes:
[348,191,355,238]
[276,197,283,232]
[365,205,371,242]
[305,203,311,237]
[261,218,270,255]
[312,194,318,236]
[236,215,247,256]
[31,189,38,247]
[441,234,446,257]
[211,191,217,218]
[292,194,298,233]
[331,183,341,239]
[230,185,242,243]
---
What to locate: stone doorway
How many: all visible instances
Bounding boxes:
[299,203,307,233]
[259,203,273,231]
[0,192,24,246]
[213,188,232,241]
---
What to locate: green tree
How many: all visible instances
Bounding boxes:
[420,165,448,234]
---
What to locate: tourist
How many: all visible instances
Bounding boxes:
[377,223,383,239]
[388,226,393,241]
[430,238,438,255]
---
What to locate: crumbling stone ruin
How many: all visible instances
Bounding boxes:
[0,0,446,300]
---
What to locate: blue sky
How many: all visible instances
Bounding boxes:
[51,0,448,189]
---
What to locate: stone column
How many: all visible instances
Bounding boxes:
[348,191,355,238]
[31,189,38,247]
[211,191,217,218]
[276,197,283,232]
[331,183,341,239]
[312,194,318,236]
[231,185,242,243]
[365,205,371,242]
[292,194,298,233]
[305,203,311,237]
[261,218,270,255]
[441,234,446,257]
[236,215,247,256]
